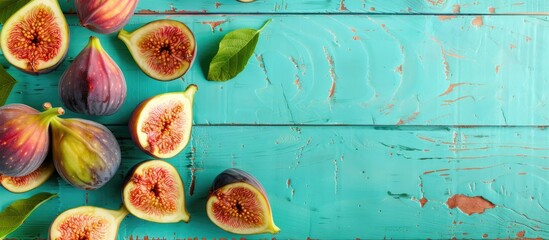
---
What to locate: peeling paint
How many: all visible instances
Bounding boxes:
[255,54,271,84]
[452,4,461,13]
[438,15,457,21]
[446,194,495,215]
[439,82,474,96]
[488,7,496,14]
[472,16,483,27]
[323,47,337,99]
[201,20,227,32]
[339,0,347,11]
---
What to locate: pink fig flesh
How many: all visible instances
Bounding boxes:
[0,103,63,176]
[75,0,139,34]
[59,36,126,116]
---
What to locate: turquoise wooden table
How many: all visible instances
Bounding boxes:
[2,0,549,239]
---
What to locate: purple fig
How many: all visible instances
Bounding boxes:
[59,36,126,116]
[50,114,121,190]
[75,0,139,34]
[0,103,63,177]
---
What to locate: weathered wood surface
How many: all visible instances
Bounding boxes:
[1,0,549,239]
[2,126,548,239]
[4,15,549,126]
[58,0,549,14]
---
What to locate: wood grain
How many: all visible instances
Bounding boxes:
[2,126,548,239]
[57,0,549,14]
[3,15,549,126]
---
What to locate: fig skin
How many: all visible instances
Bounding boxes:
[122,160,190,223]
[0,0,69,74]
[0,103,63,177]
[129,84,197,159]
[59,36,127,116]
[75,0,139,34]
[118,19,197,81]
[49,205,129,240]
[50,117,121,190]
[207,168,280,234]
[1,159,55,193]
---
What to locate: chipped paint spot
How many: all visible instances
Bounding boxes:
[446,194,495,215]
[452,4,461,13]
[442,96,475,106]
[472,16,483,27]
[423,169,449,175]
[352,36,361,40]
[488,7,495,14]
[516,230,526,238]
[419,197,428,207]
[439,82,474,96]
[215,2,221,8]
[255,54,271,84]
[431,36,463,80]
[495,65,500,74]
[339,0,348,11]
[323,47,337,99]
[427,0,445,6]
[482,233,489,238]
[395,65,403,74]
[397,111,420,125]
[138,9,158,14]
[201,20,227,32]
[510,44,517,50]
[438,15,457,21]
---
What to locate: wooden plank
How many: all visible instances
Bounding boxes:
[3,14,548,126]
[2,125,548,239]
[57,0,549,14]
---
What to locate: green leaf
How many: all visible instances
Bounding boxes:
[0,66,17,106]
[0,192,57,239]
[207,19,272,81]
[0,0,31,24]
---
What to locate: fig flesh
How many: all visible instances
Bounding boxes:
[50,115,121,190]
[75,0,139,34]
[1,159,55,193]
[49,205,128,240]
[118,19,196,81]
[0,0,69,74]
[129,84,197,159]
[207,168,280,234]
[122,160,190,223]
[0,103,63,176]
[59,36,127,116]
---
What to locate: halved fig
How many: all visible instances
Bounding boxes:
[1,159,55,193]
[129,84,197,159]
[0,0,69,74]
[49,205,128,240]
[207,168,280,234]
[118,19,196,81]
[122,160,190,223]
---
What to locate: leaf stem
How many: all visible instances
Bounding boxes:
[258,19,272,32]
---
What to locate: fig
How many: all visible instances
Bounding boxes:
[59,36,127,116]
[75,0,139,34]
[0,0,69,74]
[1,160,55,193]
[122,160,190,223]
[0,103,63,176]
[50,113,121,190]
[118,19,197,81]
[206,168,280,234]
[129,84,197,159]
[49,205,129,240]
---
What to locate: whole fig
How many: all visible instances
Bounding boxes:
[75,0,139,34]
[50,116,121,190]
[59,36,127,115]
[0,103,63,176]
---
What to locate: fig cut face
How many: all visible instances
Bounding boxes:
[118,19,196,81]
[207,168,280,234]
[0,0,69,74]
[1,160,55,193]
[122,160,190,223]
[129,84,197,159]
[49,205,129,240]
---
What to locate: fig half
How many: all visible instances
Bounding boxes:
[122,160,190,223]
[0,0,69,74]
[207,168,280,234]
[129,84,197,159]
[49,205,129,240]
[118,19,196,81]
[1,159,55,193]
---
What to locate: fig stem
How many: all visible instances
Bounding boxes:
[88,36,105,52]
[117,29,131,46]
[39,104,64,125]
